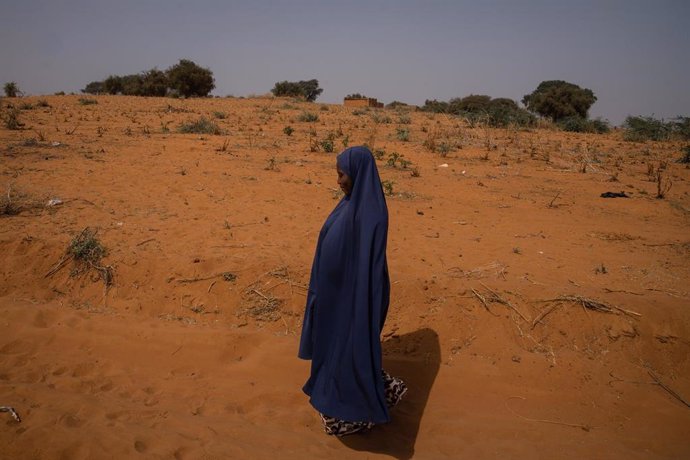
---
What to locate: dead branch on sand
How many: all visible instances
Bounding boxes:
[448,261,507,280]
[471,288,496,315]
[480,282,530,322]
[531,303,564,330]
[648,371,690,409]
[175,272,237,284]
[609,371,690,410]
[603,288,643,296]
[540,295,641,319]
[241,285,282,322]
[506,396,591,431]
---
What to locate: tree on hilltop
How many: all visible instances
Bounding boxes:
[522,80,597,122]
[83,80,105,94]
[4,82,20,97]
[271,79,323,102]
[166,59,215,97]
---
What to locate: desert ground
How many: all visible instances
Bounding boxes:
[1,95,689,459]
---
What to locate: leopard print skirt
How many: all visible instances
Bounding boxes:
[319,370,407,436]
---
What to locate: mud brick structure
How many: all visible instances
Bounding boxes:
[343,97,384,108]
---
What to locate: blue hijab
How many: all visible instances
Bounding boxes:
[298,146,391,424]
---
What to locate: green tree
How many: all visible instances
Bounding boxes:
[4,82,20,97]
[271,79,323,102]
[522,80,597,121]
[140,69,169,97]
[448,94,491,115]
[166,59,215,97]
[120,74,144,96]
[82,80,105,95]
[103,75,124,95]
[420,99,449,113]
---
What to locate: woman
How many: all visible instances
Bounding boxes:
[298,146,406,436]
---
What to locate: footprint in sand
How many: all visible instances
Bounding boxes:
[59,413,84,428]
[134,439,148,453]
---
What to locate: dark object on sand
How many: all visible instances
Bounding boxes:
[600,191,630,198]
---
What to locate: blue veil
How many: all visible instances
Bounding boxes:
[298,146,391,423]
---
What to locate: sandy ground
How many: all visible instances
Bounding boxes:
[1,95,689,459]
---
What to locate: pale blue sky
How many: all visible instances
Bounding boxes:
[1,0,688,124]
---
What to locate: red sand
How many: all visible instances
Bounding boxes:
[1,95,689,459]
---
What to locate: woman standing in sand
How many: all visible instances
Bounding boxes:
[298,146,406,436]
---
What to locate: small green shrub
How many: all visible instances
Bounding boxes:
[283,125,294,136]
[178,116,222,135]
[371,113,392,124]
[3,82,20,97]
[298,112,319,122]
[623,116,671,142]
[19,102,34,110]
[320,138,334,152]
[386,152,400,167]
[381,180,394,196]
[213,111,227,119]
[679,145,690,164]
[69,228,106,263]
[1,106,23,130]
[396,127,410,142]
[672,117,690,140]
[589,118,611,134]
[558,116,610,134]
[36,99,50,108]
[66,227,113,286]
[373,149,386,160]
[78,98,98,105]
[398,114,411,124]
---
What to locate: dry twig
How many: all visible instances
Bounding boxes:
[648,371,690,409]
[543,295,641,318]
[506,397,591,431]
[480,282,530,322]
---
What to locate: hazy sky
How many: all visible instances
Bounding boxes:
[2,0,688,124]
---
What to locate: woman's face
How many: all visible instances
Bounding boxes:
[337,165,353,196]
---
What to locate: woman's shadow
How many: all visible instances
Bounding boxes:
[339,328,441,459]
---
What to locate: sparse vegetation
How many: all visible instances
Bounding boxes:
[656,163,672,199]
[396,127,410,142]
[283,125,294,136]
[1,106,23,130]
[558,116,610,134]
[381,180,395,196]
[298,112,319,123]
[320,138,334,153]
[371,113,392,124]
[623,116,671,142]
[421,95,535,128]
[679,146,690,164]
[178,116,222,135]
[78,97,98,105]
